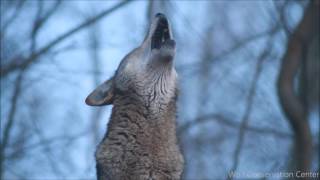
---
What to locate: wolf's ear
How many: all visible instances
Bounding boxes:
[85,77,114,106]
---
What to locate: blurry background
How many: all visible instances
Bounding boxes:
[1,0,319,179]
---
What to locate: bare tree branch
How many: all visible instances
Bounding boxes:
[0,2,63,178]
[177,25,280,75]
[5,131,90,159]
[277,0,319,173]
[1,0,26,38]
[29,113,64,177]
[1,0,133,77]
[227,22,280,179]
[30,0,62,52]
[272,0,291,36]
[177,113,292,138]
[0,70,25,179]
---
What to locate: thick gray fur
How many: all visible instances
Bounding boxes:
[86,14,184,180]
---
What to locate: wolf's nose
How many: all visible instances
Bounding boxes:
[155,13,165,18]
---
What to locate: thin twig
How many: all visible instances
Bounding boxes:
[0,69,25,179]
[1,0,26,38]
[227,25,279,179]
[177,113,292,139]
[177,25,280,75]
[1,0,133,77]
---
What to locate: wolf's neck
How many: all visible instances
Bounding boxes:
[108,93,178,141]
[113,92,177,120]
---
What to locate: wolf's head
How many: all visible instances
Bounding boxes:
[86,13,177,106]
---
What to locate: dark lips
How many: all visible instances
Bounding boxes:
[151,14,173,50]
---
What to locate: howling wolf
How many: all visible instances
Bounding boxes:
[86,13,184,180]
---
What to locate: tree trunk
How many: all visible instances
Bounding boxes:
[277,0,319,175]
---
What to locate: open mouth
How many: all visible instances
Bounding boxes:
[151,14,171,50]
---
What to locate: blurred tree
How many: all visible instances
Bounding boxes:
[0,1,132,179]
[0,0,318,179]
[277,0,319,175]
